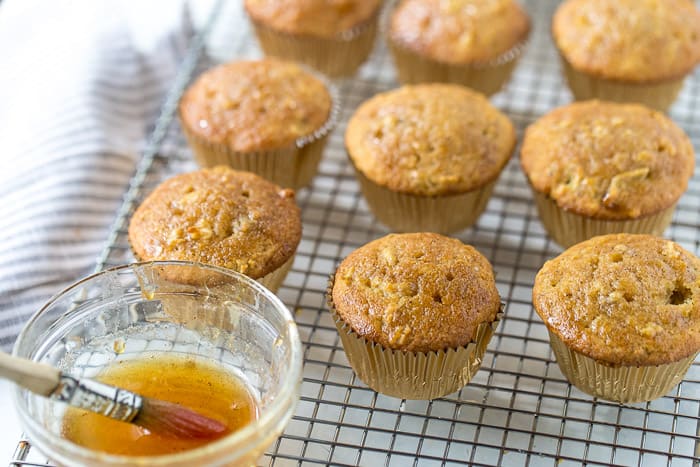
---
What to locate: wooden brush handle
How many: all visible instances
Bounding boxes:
[0,351,61,397]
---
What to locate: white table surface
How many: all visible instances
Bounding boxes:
[0,380,22,460]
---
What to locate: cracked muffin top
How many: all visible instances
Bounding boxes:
[245,0,381,38]
[553,0,700,83]
[128,166,301,279]
[345,84,516,196]
[330,232,501,352]
[179,59,331,152]
[533,234,700,366]
[389,0,530,64]
[520,100,694,220]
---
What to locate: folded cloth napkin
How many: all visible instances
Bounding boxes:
[0,0,194,349]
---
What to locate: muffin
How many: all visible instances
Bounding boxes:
[329,233,502,399]
[244,0,382,77]
[553,0,700,111]
[387,0,531,96]
[345,84,516,233]
[520,100,695,248]
[179,59,337,189]
[533,233,700,403]
[128,166,302,292]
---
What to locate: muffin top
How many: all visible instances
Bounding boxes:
[345,84,516,196]
[244,0,382,38]
[331,233,501,352]
[389,0,530,64]
[179,59,332,152]
[553,0,700,83]
[533,234,700,366]
[128,167,302,279]
[520,101,694,220]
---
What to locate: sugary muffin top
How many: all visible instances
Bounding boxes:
[245,0,382,38]
[521,100,694,220]
[331,232,501,352]
[179,59,331,152]
[553,0,700,82]
[533,234,700,366]
[389,0,530,64]
[345,84,515,196]
[129,166,301,279]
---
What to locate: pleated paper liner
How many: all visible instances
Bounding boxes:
[387,40,527,96]
[248,9,380,78]
[327,275,503,400]
[531,190,676,248]
[560,58,685,112]
[256,254,295,293]
[180,70,340,190]
[547,330,698,403]
[353,168,497,234]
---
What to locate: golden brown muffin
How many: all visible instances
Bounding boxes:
[244,0,382,77]
[387,0,531,95]
[345,83,516,233]
[128,166,302,291]
[329,233,502,399]
[347,84,515,196]
[552,0,700,110]
[533,233,700,402]
[245,0,380,37]
[520,100,694,247]
[333,233,500,351]
[180,59,330,152]
[179,59,335,188]
[390,0,530,64]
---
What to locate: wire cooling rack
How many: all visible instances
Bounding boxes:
[11,0,700,465]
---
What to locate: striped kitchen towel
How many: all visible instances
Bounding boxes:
[0,0,195,349]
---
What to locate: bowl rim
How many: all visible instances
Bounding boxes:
[12,260,303,465]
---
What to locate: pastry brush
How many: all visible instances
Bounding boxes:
[0,351,227,439]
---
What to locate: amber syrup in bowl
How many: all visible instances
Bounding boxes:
[13,262,303,467]
[61,352,258,456]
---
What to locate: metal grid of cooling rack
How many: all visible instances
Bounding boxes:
[11,0,700,465]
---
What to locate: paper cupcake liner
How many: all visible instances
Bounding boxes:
[387,39,526,96]
[181,128,325,190]
[249,10,380,78]
[547,330,697,403]
[560,58,685,112]
[180,71,340,190]
[257,253,295,293]
[354,167,496,234]
[327,276,503,400]
[531,190,676,248]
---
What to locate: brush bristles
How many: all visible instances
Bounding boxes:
[134,397,228,439]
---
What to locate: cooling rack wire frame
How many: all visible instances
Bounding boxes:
[10,0,700,466]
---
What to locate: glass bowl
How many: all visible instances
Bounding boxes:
[12,261,302,467]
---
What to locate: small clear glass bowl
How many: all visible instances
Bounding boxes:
[12,261,302,467]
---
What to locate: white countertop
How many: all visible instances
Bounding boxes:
[0,380,23,461]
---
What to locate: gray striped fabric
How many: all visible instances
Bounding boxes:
[0,0,194,349]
